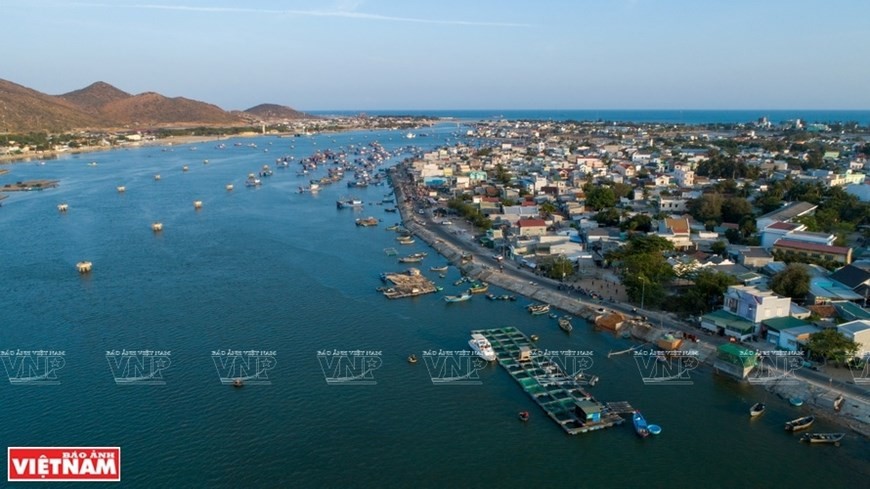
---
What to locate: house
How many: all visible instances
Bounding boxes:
[806,277,864,304]
[723,284,791,327]
[714,343,758,379]
[828,262,870,298]
[657,217,693,250]
[837,320,870,359]
[516,219,548,237]
[658,197,688,213]
[779,325,822,352]
[756,201,817,230]
[701,309,757,341]
[761,316,811,349]
[735,247,774,269]
[772,239,852,265]
[760,221,804,249]
[832,301,870,322]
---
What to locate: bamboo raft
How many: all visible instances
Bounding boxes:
[474,327,626,435]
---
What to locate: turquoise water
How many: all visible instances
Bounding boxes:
[1,127,867,488]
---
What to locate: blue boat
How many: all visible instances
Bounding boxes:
[648,424,662,435]
[633,411,650,438]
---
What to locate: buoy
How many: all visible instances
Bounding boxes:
[57,203,69,212]
[76,261,92,273]
[151,222,163,232]
[226,184,234,191]
[116,186,126,193]
[154,174,161,181]
[193,200,203,210]
[182,165,189,172]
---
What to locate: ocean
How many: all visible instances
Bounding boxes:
[0,125,867,487]
[309,109,870,126]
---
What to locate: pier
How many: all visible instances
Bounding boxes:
[474,326,627,435]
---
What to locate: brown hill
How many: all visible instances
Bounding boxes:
[100,92,245,126]
[0,79,102,132]
[244,103,309,121]
[59,81,131,113]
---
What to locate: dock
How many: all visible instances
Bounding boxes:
[474,326,627,435]
[379,268,437,299]
[1,179,59,191]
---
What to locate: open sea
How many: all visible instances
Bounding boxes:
[309,109,870,126]
[1,123,868,487]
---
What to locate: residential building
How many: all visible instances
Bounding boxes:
[772,239,852,265]
[723,285,791,324]
[657,217,693,250]
[836,320,870,359]
[756,201,817,230]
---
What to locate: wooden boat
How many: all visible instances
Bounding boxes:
[399,239,415,245]
[232,378,244,387]
[558,317,573,333]
[468,282,488,294]
[355,217,379,227]
[750,402,766,417]
[407,354,418,364]
[398,255,424,263]
[528,304,551,315]
[518,411,530,422]
[785,415,815,432]
[430,265,449,273]
[800,432,844,445]
[834,395,844,412]
[444,292,472,303]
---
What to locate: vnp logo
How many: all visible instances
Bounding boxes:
[7,447,120,482]
[422,349,487,385]
[317,349,383,385]
[748,351,804,385]
[212,350,277,385]
[0,349,65,385]
[534,349,596,385]
[633,349,700,386]
[106,349,171,385]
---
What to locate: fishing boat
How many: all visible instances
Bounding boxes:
[518,411,530,422]
[468,333,497,362]
[558,317,573,333]
[245,174,261,187]
[355,217,379,227]
[399,238,415,245]
[632,411,650,438]
[468,282,489,294]
[800,433,844,445]
[444,292,472,303]
[232,378,244,388]
[336,198,364,209]
[385,207,398,213]
[398,255,424,263]
[386,225,400,231]
[407,354,418,364]
[785,415,815,432]
[750,402,766,417]
[430,265,449,273]
[528,304,551,315]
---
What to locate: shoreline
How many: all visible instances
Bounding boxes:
[388,164,870,438]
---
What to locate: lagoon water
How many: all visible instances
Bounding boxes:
[1,126,867,487]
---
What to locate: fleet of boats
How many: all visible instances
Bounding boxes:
[468,333,497,362]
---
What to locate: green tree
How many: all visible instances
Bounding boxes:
[710,241,727,256]
[585,186,617,211]
[545,255,575,280]
[539,201,558,218]
[671,270,737,314]
[620,214,653,233]
[806,329,860,366]
[594,208,621,227]
[688,193,724,224]
[770,264,810,302]
[721,197,753,223]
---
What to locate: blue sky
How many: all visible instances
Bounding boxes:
[2,0,868,110]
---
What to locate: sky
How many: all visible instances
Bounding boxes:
[2,0,869,111]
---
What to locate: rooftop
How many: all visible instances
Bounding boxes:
[758,201,818,222]
[773,239,851,255]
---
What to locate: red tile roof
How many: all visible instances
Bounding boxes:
[767,221,800,231]
[773,239,850,255]
[518,219,547,228]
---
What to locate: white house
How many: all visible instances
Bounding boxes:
[837,320,870,359]
[723,285,791,324]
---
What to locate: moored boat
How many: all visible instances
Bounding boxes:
[789,397,804,407]
[799,432,844,445]
[430,265,449,273]
[355,217,379,227]
[632,411,650,438]
[785,415,815,432]
[444,292,472,303]
[558,316,573,333]
[468,282,489,294]
[528,304,551,315]
[750,402,766,417]
[468,333,497,362]
[398,255,424,263]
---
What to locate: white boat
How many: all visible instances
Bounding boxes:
[468,333,497,362]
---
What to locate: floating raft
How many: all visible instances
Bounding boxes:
[474,326,626,435]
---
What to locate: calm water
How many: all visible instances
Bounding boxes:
[1,126,867,488]
[309,109,870,126]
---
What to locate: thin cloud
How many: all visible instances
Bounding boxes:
[72,3,532,27]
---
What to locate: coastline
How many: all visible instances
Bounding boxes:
[389,163,870,438]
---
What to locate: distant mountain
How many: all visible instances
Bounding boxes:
[0,79,102,132]
[243,103,309,121]
[60,81,131,114]
[0,78,308,133]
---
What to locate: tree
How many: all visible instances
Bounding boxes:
[671,269,737,314]
[539,201,558,218]
[594,208,621,227]
[721,197,753,224]
[770,264,810,302]
[688,193,723,224]
[493,164,512,185]
[585,186,617,211]
[710,241,727,256]
[545,255,575,280]
[806,329,860,366]
[620,214,653,233]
